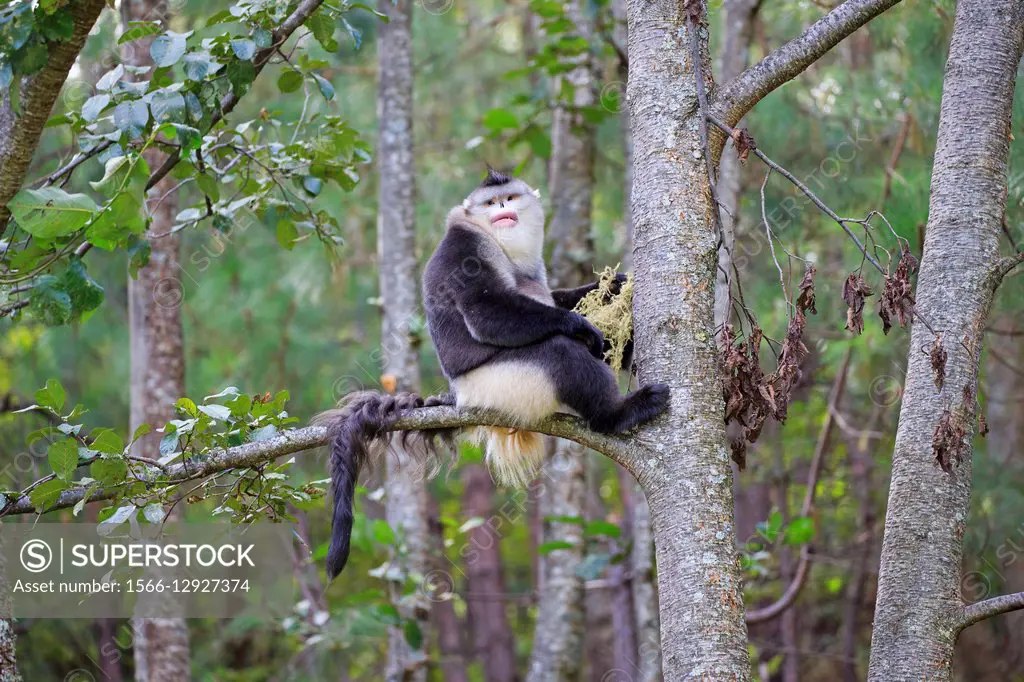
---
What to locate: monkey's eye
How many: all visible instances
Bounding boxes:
[507,194,520,203]
[485,199,495,206]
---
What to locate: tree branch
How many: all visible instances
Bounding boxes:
[711,0,903,125]
[745,347,852,624]
[145,0,325,191]
[0,406,637,516]
[0,0,108,232]
[960,591,1024,631]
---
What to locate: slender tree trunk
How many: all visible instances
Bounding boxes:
[841,405,882,682]
[525,3,596,679]
[867,3,1024,680]
[376,2,431,679]
[0,538,20,682]
[527,443,586,682]
[584,462,616,682]
[610,467,639,676]
[121,0,191,678]
[625,2,750,678]
[462,464,517,682]
[713,0,762,330]
[427,498,470,682]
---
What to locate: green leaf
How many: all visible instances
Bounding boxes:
[403,620,423,650]
[197,404,231,421]
[9,187,98,238]
[149,89,185,123]
[538,540,575,554]
[482,108,519,131]
[230,38,256,60]
[183,52,221,81]
[60,258,104,318]
[91,457,128,486]
[312,73,334,100]
[128,237,151,278]
[277,70,303,94]
[142,503,166,524]
[132,423,152,442]
[36,379,66,413]
[784,517,816,546]
[302,176,322,196]
[98,504,135,535]
[372,604,401,626]
[29,276,73,326]
[90,428,124,455]
[81,94,110,122]
[48,440,78,480]
[276,219,299,250]
[227,60,256,97]
[30,478,69,512]
[96,64,124,91]
[150,31,188,67]
[371,519,396,545]
[118,21,162,44]
[584,520,621,538]
[159,429,179,457]
[196,173,220,202]
[113,100,150,138]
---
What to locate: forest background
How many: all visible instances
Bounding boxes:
[1,0,1023,680]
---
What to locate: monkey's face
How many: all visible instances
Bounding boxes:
[463,178,545,267]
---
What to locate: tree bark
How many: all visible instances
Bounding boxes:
[462,464,517,682]
[624,2,750,678]
[612,5,660,677]
[376,2,431,680]
[120,0,191,677]
[867,2,1024,680]
[0,0,106,231]
[526,443,586,682]
[0,536,20,682]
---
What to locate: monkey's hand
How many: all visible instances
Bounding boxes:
[567,312,606,359]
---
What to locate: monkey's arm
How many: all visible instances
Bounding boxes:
[551,273,627,310]
[457,288,604,357]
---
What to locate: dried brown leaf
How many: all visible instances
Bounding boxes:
[730,439,747,471]
[930,334,948,390]
[730,127,757,164]
[878,248,918,335]
[842,273,873,335]
[796,265,817,315]
[933,409,966,474]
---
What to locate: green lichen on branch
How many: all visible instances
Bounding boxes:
[574,266,633,373]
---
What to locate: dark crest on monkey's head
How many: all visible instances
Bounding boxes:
[480,167,512,187]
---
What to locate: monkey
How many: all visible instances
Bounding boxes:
[317,169,669,580]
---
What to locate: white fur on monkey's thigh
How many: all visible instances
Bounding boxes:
[452,361,564,423]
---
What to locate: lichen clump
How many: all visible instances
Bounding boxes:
[573,266,634,374]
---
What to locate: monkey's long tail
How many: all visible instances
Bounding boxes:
[313,391,456,580]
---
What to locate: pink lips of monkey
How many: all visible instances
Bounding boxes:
[491,210,518,229]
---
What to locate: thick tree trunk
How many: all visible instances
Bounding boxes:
[121,0,191,678]
[376,2,431,680]
[625,2,750,679]
[462,464,517,682]
[0,0,106,231]
[867,3,1024,680]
